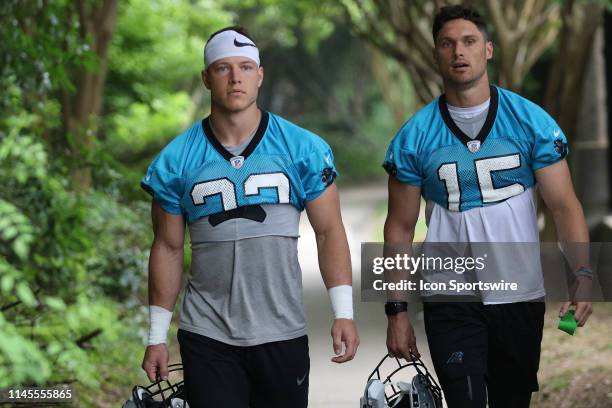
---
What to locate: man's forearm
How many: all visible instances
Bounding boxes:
[148,241,184,310]
[550,193,589,241]
[383,222,415,302]
[315,225,354,320]
[551,200,590,271]
[316,225,352,288]
[383,220,415,246]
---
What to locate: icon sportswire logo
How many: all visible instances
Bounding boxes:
[234,38,256,48]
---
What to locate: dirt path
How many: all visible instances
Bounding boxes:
[299,183,438,407]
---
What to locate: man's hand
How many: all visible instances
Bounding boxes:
[559,276,593,327]
[330,318,359,363]
[387,312,420,359]
[142,343,169,382]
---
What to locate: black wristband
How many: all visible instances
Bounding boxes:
[385,301,408,316]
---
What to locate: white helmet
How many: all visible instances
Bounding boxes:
[360,353,443,408]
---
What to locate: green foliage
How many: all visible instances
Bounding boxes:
[110,92,192,158]
[0,200,35,262]
[224,0,341,51]
[0,0,97,105]
[0,71,147,400]
[108,0,217,100]
[0,313,52,387]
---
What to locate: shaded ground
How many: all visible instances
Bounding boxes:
[533,303,612,408]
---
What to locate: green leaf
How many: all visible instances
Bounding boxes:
[15,282,36,306]
[47,341,62,355]
[12,237,30,260]
[0,218,11,230]
[45,297,66,311]
[1,275,15,293]
[2,226,18,240]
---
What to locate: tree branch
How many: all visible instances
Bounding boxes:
[75,328,103,349]
[1,299,22,313]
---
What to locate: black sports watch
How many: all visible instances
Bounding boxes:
[385,301,408,316]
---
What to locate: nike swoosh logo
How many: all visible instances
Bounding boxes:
[554,129,560,137]
[296,373,307,386]
[234,38,256,48]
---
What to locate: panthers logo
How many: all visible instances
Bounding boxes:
[554,139,568,159]
[321,167,336,187]
[383,160,398,177]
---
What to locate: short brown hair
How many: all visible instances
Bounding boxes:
[432,6,489,43]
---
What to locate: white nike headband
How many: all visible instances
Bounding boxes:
[204,30,260,68]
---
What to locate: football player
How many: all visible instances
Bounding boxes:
[382,6,592,408]
[140,26,359,408]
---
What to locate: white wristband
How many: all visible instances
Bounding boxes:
[148,305,173,345]
[328,285,353,320]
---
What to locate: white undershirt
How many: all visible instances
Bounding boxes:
[447,98,490,119]
[446,98,490,139]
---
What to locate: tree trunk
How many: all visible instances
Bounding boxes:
[484,0,560,92]
[540,1,604,240]
[62,0,118,191]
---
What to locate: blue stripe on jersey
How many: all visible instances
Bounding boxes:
[383,86,568,212]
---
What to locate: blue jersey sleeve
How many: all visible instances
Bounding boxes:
[141,150,184,215]
[297,141,338,202]
[531,120,568,171]
[382,127,423,186]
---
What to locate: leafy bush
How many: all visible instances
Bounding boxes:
[0,91,147,402]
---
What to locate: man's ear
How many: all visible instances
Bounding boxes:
[202,69,211,90]
[257,66,264,88]
[486,40,493,60]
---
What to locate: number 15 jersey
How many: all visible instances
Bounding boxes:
[383,86,568,214]
[383,86,569,303]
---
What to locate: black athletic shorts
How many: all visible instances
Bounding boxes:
[177,329,309,408]
[423,301,545,406]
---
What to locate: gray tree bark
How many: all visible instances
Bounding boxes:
[572,24,609,228]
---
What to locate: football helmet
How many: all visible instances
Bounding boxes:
[360,353,443,408]
[122,363,188,408]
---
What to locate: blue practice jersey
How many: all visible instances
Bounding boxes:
[141,111,337,225]
[383,86,568,211]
